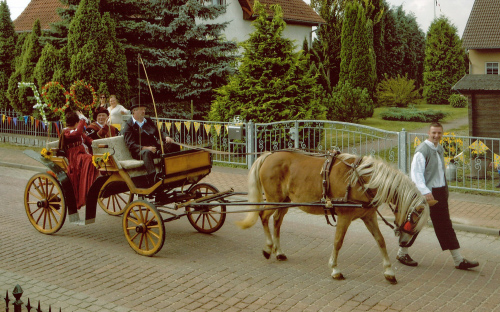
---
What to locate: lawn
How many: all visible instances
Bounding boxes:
[359,103,468,132]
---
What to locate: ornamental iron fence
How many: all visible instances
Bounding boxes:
[4,284,61,312]
[1,109,499,193]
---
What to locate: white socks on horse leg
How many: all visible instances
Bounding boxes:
[397,247,409,257]
[450,248,463,266]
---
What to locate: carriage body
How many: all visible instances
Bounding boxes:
[23,135,226,256]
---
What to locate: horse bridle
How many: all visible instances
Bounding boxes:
[336,154,426,237]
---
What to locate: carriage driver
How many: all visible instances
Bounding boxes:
[122,97,180,187]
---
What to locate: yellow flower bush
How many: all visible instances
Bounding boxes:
[441,132,463,158]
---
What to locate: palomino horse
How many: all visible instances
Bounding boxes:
[237,151,432,284]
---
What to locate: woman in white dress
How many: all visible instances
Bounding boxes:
[107,95,130,130]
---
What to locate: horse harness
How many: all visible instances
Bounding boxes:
[320,151,394,229]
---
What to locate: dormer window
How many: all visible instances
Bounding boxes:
[486,62,499,75]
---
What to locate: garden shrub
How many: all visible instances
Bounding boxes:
[375,74,420,107]
[448,94,467,108]
[326,81,374,123]
[380,107,446,122]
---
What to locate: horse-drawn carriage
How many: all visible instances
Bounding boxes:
[24,137,432,283]
[23,135,228,256]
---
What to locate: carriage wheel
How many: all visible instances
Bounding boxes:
[98,182,134,216]
[24,173,66,234]
[186,183,226,234]
[122,200,165,256]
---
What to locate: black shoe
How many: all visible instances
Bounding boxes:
[455,259,479,270]
[397,254,418,267]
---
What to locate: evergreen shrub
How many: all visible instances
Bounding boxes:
[326,82,374,123]
[448,94,467,108]
[380,107,446,122]
[376,74,420,107]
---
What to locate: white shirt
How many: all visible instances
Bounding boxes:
[131,116,146,128]
[410,140,446,195]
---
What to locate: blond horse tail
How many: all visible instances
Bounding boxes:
[236,152,272,229]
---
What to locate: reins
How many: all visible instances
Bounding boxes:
[173,142,398,230]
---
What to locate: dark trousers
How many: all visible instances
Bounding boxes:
[430,186,460,251]
[139,149,156,175]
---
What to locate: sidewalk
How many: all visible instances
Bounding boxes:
[1,145,499,236]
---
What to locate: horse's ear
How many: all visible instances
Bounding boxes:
[427,199,438,207]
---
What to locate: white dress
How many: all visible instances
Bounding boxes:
[108,104,130,125]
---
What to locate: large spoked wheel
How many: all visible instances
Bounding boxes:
[98,181,134,216]
[24,173,66,234]
[186,183,226,234]
[122,200,165,256]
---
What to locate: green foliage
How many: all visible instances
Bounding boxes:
[339,1,375,95]
[376,74,420,107]
[0,1,17,108]
[381,5,425,88]
[423,70,449,104]
[311,0,344,89]
[339,2,356,85]
[209,2,326,123]
[424,16,466,104]
[448,93,467,108]
[326,81,374,123]
[380,107,446,122]
[66,0,129,107]
[6,20,43,115]
[34,44,61,88]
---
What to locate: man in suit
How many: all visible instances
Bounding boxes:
[122,97,179,187]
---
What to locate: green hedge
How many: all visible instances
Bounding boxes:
[380,107,447,122]
[448,94,468,108]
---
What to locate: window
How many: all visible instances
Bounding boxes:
[213,0,226,5]
[486,62,499,75]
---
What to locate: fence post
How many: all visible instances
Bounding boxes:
[247,120,255,169]
[294,120,299,149]
[12,284,23,312]
[398,129,408,174]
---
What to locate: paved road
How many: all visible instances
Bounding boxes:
[1,166,499,312]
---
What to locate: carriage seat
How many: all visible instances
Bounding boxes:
[46,140,69,170]
[91,136,161,177]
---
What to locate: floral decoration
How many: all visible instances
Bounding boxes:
[41,81,70,115]
[18,82,48,124]
[92,152,111,169]
[40,148,52,160]
[70,80,98,112]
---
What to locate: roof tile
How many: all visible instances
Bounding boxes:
[13,0,63,32]
[452,74,500,91]
[462,0,500,49]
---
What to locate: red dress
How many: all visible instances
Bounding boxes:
[62,119,98,209]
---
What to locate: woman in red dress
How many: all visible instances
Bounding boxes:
[58,111,98,209]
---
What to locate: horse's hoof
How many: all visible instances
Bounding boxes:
[332,273,345,280]
[262,250,271,259]
[385,275,397,284]
[276,254,287,261]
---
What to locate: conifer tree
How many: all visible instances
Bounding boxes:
[135,0,237,118]
[66,0,129,104]
[0,1,17,108]
[6,20,43,114]
[338,1,357,85]
[348,7,374,93]
[423,16,465,104]
[209,2,326,123]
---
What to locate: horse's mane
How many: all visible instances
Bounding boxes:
[337,153,430,231]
